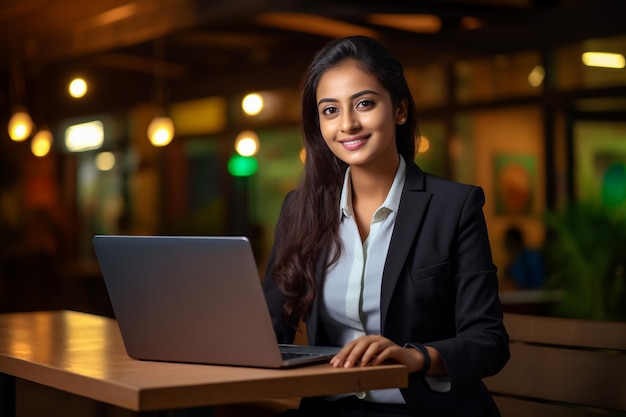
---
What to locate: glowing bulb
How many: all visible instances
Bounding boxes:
[69,78,88,98]
[528,65,545,87]
[31,128,53,157]
[242,93,264,116]
[8,111,34,141]
[235,131,260,156]
[96,152,116,171]
[147,116,174,147]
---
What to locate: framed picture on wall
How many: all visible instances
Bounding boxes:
[494,153,537,215]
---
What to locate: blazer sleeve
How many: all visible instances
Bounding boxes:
[424,186,509,386]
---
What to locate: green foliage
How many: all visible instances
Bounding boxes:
[543,203,626,321]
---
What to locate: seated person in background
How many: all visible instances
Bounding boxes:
[503,226,545,290]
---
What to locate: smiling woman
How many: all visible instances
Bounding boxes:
[262,36,509,417]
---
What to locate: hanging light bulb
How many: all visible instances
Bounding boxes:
[147,115,174,147]
[31,127,53,157]
[147,39,174,147]
[235,130,260,156]
[242,93,264,116]
[95,152,116,171]
[69,77,88,98]
[8,109,34,142]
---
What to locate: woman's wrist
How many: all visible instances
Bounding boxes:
[403,342,431,376]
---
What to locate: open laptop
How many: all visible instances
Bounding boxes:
[92,235,340,368]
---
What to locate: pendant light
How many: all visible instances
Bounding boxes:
[147,38,174,147]
[7,57,34,141]
[8,109,34,141]
[147,114,175,147]
[31,127,53,157]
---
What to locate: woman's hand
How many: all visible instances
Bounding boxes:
[330,335,426,374]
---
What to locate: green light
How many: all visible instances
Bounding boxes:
[228,155,258,177]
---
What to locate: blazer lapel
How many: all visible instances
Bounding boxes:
[380,162,432,333]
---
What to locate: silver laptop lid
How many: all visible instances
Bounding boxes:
[93,235,287,368]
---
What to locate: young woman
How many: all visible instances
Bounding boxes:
[263,36,509,417]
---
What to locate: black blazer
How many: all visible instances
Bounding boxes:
[263,161,510,417]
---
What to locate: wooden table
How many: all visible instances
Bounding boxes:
[0,311,407,415]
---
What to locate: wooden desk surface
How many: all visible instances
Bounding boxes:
[0,311,407,411]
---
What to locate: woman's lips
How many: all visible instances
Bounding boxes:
[339,135,369,151]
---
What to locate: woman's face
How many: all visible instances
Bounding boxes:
[315,59,407,169]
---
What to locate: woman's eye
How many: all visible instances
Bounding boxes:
[356,99,374,109]
[322,106,339,115]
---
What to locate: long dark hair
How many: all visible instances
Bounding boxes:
[271,36,419,328]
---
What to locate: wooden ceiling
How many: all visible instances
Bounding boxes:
[1,0,625,125]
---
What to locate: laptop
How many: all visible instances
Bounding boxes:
[92,235,340,368]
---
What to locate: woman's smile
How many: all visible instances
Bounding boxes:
[339,134,370,150]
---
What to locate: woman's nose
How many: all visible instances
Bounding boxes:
[341,110,360,132]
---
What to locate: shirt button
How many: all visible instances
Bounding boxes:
[355,391,367,400]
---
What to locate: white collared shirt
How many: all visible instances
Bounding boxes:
[319,157,451,403]
[320,157,407,404]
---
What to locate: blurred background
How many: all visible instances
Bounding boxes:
[0,0,625,320]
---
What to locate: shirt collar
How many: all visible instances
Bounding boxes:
[340,157,407,219]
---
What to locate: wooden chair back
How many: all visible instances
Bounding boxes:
[485,313,626,416]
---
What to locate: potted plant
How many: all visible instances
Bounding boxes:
[542,202,626,321]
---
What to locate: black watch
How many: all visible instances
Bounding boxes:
[403,342,431,377]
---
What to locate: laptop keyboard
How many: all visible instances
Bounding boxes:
[279,344,329,360]
[281,351,324,360]
[278,344,340,363]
